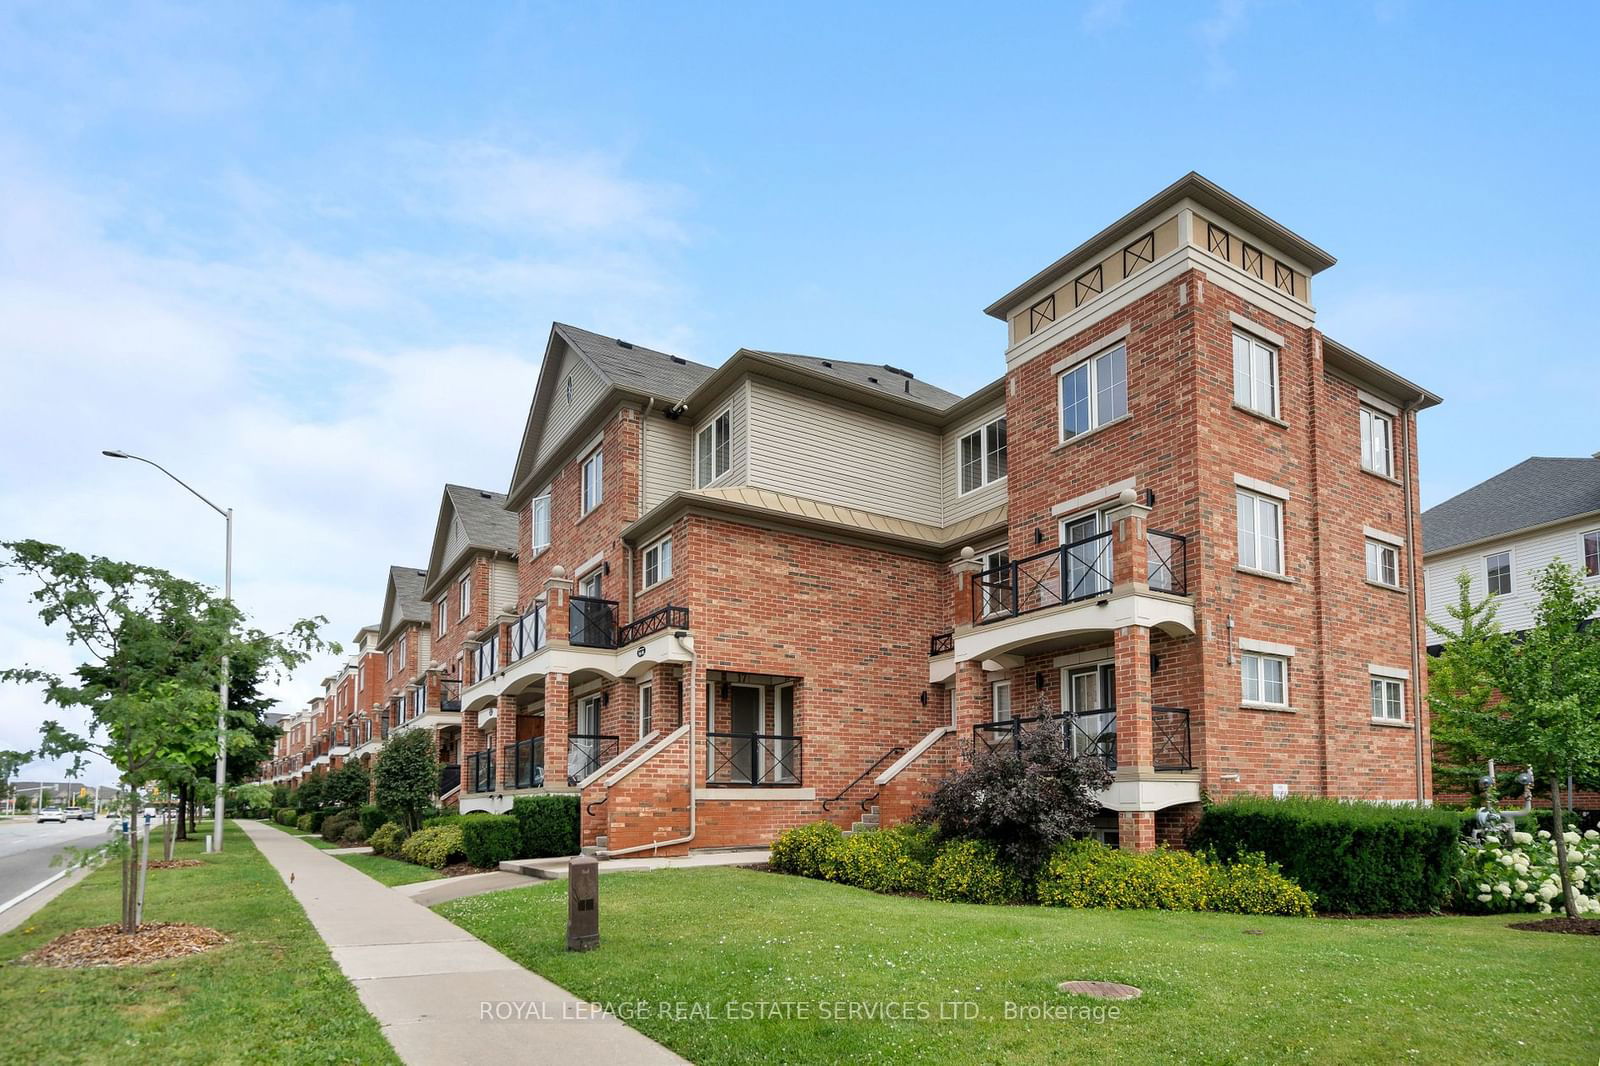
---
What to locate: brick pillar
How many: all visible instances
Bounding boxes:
[494,694,519,790]
[952,659,987,757]
[1114,624,1153,772]
[650,664,682,730]
[544,568,572,644]
[1118,810,1156,852]
[1105,487,1152,589]
[461,708,483,784]
[543,672,570,787]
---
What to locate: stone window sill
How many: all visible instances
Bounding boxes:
[1236,566,1296,585]
[1241,701,1296,714]
[1360,466,1404,487]
[1370,718,1410,728]
[1233,403,1289,430]
[1366,579,1407,595]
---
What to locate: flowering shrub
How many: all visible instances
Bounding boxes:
[368,821,409,857]
[400,824,466,869]
[829,826,934,895]
[769,820,845,879]
[1452,827,1600,915]
[1037,840,1313,916]
[925,838,1027,904]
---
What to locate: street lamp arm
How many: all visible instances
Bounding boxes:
[101,450,229,519]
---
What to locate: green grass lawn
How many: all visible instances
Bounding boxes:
[337,851,443,887]
[0,823,397,1065]
[257,820,345,849]
[439,867,1600,1065]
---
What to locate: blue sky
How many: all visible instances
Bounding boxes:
[1,1,1596,778]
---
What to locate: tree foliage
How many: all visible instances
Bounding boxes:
[373,728,440,831]
[1428,562,1600,918]
[324,760,371,810]
[922,722,1114,876]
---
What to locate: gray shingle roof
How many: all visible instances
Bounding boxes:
[746,350,963,411]
[387,565,430,624]
[554,322,714,401]
[1422,456,1600,555]
[443,484,519,554]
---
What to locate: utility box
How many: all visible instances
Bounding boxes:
[566,855,600,952]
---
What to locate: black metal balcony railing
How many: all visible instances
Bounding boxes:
[438,763,461,796]
[474,632,500,682]
[617,604,690,646]
[971,707,1192,772]
[706,732,803,787]
[467,750,495,793]
[569,596,619,649]
[511,602,546,662]
[1146,530,1189,596]
[929,630,954,656]
[507,737,546,790]
[565,733,621,785]
[439,679,462,713]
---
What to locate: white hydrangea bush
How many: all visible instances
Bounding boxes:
[1454,826,1600,915]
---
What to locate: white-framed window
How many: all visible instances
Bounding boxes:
[1365,539,1399,587]
[639,681,653,739]
[959,415,1008,494]
[564,375,573,404]
[642,536,673,588]
[1486,550,1512,596]
[696,408,731,486]
[581,447,604,513]
[977,545,1012,616]
[398,633,407,666]
[991,679,1012,723]
[1241,652,1288,707]
[1059,343,1128,441]
[1236,489,1284,575]
[436,596,449,635]
[1360,407,1393,477]
[1232,330,1279,419]
[578,568,603,599]
[458,575,471,619]
[1060,507,1114,600]
[530,494,551,553]
[386,648,394,679]
[1371,676,1404,722]
[1583,530,1598,578]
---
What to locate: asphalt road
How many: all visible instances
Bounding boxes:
[0,817,119,905]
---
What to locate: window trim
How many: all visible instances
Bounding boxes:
[1232,329,1280,420]
[1057,342,1129,443]
[1365,538,1400,589]
[436,595,449,636]
[1240,651,1290,709]
[976,543,1012,617]
[1235,488,1285,576]
[695,405,732,487]
[957,414,1008,495]
[1485,549,1512,597]
[1370,676,1405,723]
[530,493,551,554]
[458,574,471,619]
[991,679,1012,723]
[1360,406,1394,478]
[1582,529,1599,579]
[638,680,653,740]
[581,447,604,514]
[641,534,673,590]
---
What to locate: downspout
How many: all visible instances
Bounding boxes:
[594,631,698,857]
[1401,399,1426,805]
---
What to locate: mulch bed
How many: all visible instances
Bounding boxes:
[18,923,229,968]
[439,863,499,878]
[147,859,204,870]
[1508,917,1600,936]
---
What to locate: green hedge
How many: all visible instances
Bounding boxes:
[926,838,1027,904]
[1191,796,1461,913]
[400,824,466,869]
[769,820,844,879]
[322,810,358,843]
[422,811,493,830]
[369,822,409,857]
[295,813,314,832]
[358,804,388,837]
[1037,840,1312,916]
[829,826,934,894]
[274,808,297,827]
[462,814,523,868]
[511,795,580,858]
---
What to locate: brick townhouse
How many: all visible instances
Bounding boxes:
[266,172,1439,853]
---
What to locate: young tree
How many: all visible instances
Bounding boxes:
[323,760,371,810]
[0,540,331,932]
[1429,562,1600,919]
[374,728,441,831]
[923,721,1114,877]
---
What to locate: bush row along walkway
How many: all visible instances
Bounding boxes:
[238,820,685,1066]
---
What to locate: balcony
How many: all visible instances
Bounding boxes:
[506,737,546,790]
[439,679,462,713]
[706,732,803,787]
[567,734,620,785]
[466,750,496,793]
[972,707,1193,773]
[570,596,618,649]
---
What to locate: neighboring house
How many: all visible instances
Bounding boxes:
[438,172,1441,853]
[1423,454,1600,639]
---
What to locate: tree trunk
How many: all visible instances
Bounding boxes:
[175,782,188,841]
[121,785,138,934]
[1550,779,1579,920]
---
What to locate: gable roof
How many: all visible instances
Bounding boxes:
[745,351,963,411]
[507,323,715,507]
[1423,456,1600,555]
[422,484,520,597]
[378,565,430,644]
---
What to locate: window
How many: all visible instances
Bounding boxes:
[564,375,573,404]
[1236,489,1284,575]
[1365,540,1399,587]
[1232,331,1279,419]
[643,536,673,588]
[1371,677,1404,722]
[398,634,407,667]
[581,448,604,513]
[458,575,471,620]
[530,494,550,553]
[1360,407,1393,477]
[959,416,1008,493]
[992,680,1012,723]
[696,408,731,486]
[978,546,1012,616]
[639,682,653,738]
[1241,652,1288,707]
[386,648,394,679]
[436,596,448,636]
[1486,551,1511,596]
[1059,344,1128,440]
[1584,531,1598,577]
[578,569,603,599]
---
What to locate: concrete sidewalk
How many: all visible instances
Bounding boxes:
[239,820,685,1065]
[500,848,769,880]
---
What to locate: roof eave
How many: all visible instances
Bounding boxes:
[1321,337,1442,411]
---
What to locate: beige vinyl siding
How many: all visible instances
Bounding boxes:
[692,381,751,488]
[489,558,519,614]
[745,377,943,525]
[642,411,694,512]
[441,517,468,573]
[414,633,432,675]
[534,341,609,469]
[942,401,1008,524]
[1424,514,1600,635]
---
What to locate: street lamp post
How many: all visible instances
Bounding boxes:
[103,450,233,853]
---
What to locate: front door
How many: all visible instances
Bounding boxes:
[1061,510,1112,601]
[729,684,764,784]
[771,684,796,783]
[568,694,601,781]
